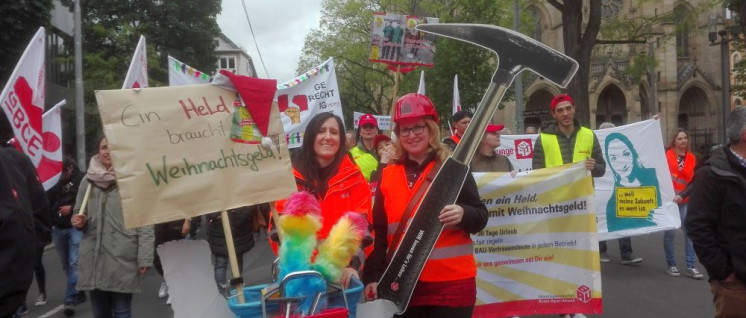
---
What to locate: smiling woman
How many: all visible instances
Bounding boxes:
[603,132,660,232]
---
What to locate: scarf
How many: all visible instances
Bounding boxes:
[87,155,116,189]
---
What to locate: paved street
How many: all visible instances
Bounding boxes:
[21,230,713,318]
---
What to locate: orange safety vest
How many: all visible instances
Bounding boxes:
[380,161,476,282]
[666,149,696,203]
[448,134,461,145]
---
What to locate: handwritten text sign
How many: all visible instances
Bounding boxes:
[96,84,296,229]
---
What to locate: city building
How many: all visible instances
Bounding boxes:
[495,1,731,152]
[215,32,257,77]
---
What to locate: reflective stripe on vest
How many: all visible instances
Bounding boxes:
[380,162,476,282]
[541,127,594,167]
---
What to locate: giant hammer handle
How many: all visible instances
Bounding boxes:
[375,24,578,314]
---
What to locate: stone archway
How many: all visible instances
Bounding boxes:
[679,86,714,152]
[524,88,554,130]
[596,84,627,127]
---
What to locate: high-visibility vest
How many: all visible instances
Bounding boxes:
[349,146,378,182]
[540,127,594,168]
[666,149,696,203]
[448,135,461,145]
[380,161,476,282]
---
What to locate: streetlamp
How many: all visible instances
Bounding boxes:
[709,19,731,144]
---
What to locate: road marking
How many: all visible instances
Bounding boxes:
[37,304,63,318]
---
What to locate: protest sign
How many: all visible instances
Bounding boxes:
[352,111,391,131]
[494,120,678,240]
[472,163,602,317]
[276,58,343,148]
[369,13,438,67]
[95,84,296,229]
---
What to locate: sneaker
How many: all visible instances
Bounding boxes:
[667,266,680,276]
[166,296,171,305]
[34,293,47,306]
[599,252,611,263]
[15,304,28,316]
[75,292,87,305]
[620,255,643,265]
[686,267,704,279]
[63,303,75,316]
[572,315,588,318]
[158,282,168,298]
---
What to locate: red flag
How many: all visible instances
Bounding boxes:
[1,28,46,165]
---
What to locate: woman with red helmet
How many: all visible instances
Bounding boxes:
[362,93,487,317]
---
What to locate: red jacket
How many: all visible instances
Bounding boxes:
[270,155,371,254]
[666,149,696,203]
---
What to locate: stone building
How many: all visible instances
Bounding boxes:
[497,0,732,152]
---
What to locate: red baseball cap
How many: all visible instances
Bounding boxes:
[550,94,574,112]
[358,113,378,128]
[373,134,392,150]
[485,124,504,133]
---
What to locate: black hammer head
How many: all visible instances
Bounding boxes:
[416,23,578,87]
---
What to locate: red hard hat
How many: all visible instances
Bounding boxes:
[393,93,439,124]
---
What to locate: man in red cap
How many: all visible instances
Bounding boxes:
[470,124,515,174]
[532,94,601,318]
[532,94,605,177]
[350,113,380,181]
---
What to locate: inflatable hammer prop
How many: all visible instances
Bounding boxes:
[376,24,579,314]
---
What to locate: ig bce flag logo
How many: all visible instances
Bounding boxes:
[515,139,533,159]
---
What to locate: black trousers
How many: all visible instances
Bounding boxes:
[394,305,474,318]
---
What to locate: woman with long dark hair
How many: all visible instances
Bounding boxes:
[288,112,371,287]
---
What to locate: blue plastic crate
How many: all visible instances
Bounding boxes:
[228,278,363,318]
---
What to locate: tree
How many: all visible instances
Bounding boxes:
[0,0,53,82]
[79,0,221,153]
[298,0,513,125]
[546,0,708,125]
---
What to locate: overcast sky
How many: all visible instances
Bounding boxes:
[217,0,324,82]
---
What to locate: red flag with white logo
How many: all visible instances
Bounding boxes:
[38,100,65,190]
[122,35,149,89]
[0,28,48,170]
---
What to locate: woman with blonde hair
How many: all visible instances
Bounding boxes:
[363,93,487,318]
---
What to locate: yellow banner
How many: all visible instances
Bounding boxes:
[472,163,602,317]
[95,84,296,229]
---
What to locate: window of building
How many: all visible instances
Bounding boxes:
[674,5,690,58]
[528,7,542,42]
[219,57,236,70]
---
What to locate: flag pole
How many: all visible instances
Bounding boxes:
[390,64,401,112]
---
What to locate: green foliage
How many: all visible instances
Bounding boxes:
[297,0,514,126]
[79,0,222,147]
[0,0,53,83]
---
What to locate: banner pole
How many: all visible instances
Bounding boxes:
[221,210,245,304]
[77,184,92,215]
[390,64,401,112]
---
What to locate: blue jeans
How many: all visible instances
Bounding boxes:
[599,237,633,259]
[213,254,244,296]
[89,290,132,318]
[664,203,696,268]
[52,227,82,304]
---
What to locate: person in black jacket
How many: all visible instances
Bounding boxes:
[0,145,50,317]
[686,106,746,317]
[206,205,266,296]
[47,157,86,312]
